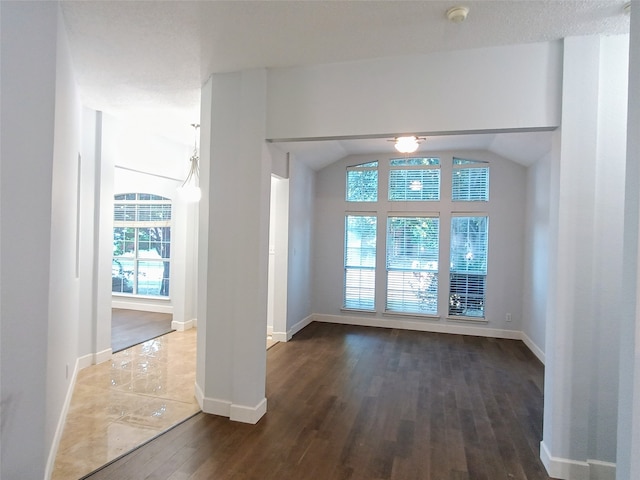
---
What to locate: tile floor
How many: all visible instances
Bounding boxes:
[52,329,199,479]
[53,330,279,480]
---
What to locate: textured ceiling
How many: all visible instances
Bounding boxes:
[60,0,630,168]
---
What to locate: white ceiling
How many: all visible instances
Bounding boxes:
[59,0,630,169]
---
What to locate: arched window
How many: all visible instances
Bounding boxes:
[112,193,172,297]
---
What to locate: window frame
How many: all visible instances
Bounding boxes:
[452,157,490,202]
[388,157,441,202]
[385,214,440,316]
[343,213,377,311]
[112,193,173,298]
[346,161,378,202]
[448,214,489,319]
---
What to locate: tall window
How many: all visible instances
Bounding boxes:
[344,215,377,310]
[112,193,172,297]
[386,216,439,314]
[389,157,440,201]
[346,161,378,202]
[452,157,489,201]
[449,216,488,318]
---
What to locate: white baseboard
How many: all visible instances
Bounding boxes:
[195,382,232,417]
[77,347,112,370]
[288,315,314,340]
[112,300,172,314]
[587,460,616,480]
[541,441,590,479]
[230,398,267,424]
[195,382,267,425]
[267,325,274,336]
[540,441,615,479]
[172,318,195,331]
[521,331,545,364]
[272,331,288,342]
[271,315,313,342]
[94,347,112,364]
[313,313,522,341]
[45,356,83,479]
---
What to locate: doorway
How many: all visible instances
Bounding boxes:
[268,175,289,341]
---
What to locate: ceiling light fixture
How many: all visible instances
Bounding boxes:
[178,123,201,203]
[446,6,469,23]
[394,136,423,154]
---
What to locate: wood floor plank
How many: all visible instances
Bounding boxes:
[84,323,553,480]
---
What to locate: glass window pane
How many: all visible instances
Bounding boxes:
[112,259,134,294]
[137,261,170,297]
[346,169,378,202]
[386,217,439,314]
[449,216,488,317]
[344,215,377,310]
[452,158,489,201]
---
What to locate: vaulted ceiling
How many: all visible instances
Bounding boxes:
[60,0,630,168]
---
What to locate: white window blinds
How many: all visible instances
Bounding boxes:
[449,215,488,317]
[452,158,489,201]
[389,157,440,201]
[386,216,439,314]
[344,215,377,310]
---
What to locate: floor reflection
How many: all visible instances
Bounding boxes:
[52,329,199,480]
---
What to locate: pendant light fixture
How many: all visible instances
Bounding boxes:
[178,123,201,203]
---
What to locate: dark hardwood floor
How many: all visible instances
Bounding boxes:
[111,308,174,353]
[87,322,552,480]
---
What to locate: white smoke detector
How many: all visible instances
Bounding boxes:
[446,6,469,23]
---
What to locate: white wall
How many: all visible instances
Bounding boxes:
[267,41,562,140]
[0,3,58,477]
[286,159,315,333]
[522,151,552,359]
[617,6,640,479]
[312,150,526,335]
[541,34,628,479]
[45,8,84,477]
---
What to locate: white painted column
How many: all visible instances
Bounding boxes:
[542,35,629,480]
[617,5,640,479]
[196,69,270,424]
[0,3,58,478]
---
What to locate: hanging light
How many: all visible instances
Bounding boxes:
[178,123,201,203]
[394,136,423,154]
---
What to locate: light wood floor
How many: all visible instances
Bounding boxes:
[84,322,552,480]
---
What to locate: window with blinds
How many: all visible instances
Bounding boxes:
[449,215,488,317]
[344,215,377,310]
[452,157,489,201]
[386,216,439,314]
[113,193,172,297]
[389,157,440,201]
[346,161,378,202]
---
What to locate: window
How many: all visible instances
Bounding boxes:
[386,216,439,314]
[389,157,440,201]
[452,157,489,201]
[346,161,378,202]
[344,215,377,310]
[449,216,488,317]
[112,193,172,297]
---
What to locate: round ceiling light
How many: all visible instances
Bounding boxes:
[446,6,469,23]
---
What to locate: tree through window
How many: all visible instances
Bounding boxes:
[112,193,172,297]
